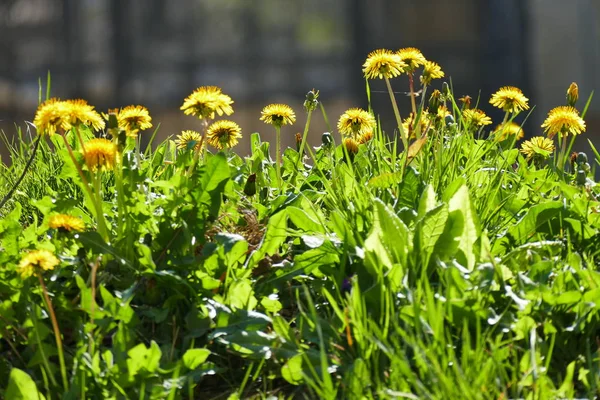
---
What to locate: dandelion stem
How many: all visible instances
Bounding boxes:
[559,134,569,174]
[290,109,313,189]
[30,302,58,388]
[38,274,69,391]
[384,77,407,150]
[275,125,283,191]
[408,73,418,116]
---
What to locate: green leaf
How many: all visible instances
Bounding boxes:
[372,198,410,265]
[450,185,480,270]
[183,348,211,370]
[434,185,479,270]
[197,153,231,218]
[417,184,437,218]
[416,203,449,264]
[77,232,134,270]
[507,201,564,244]
[288,206,325,233]
[282,354,304,385]
[247,210,288,268]
[555,290,582,305]
[127,340,162,379]
[5,368,46,400]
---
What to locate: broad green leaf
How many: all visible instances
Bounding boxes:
[448,184,479,270]
[434,185,478,269]
[416,203,449,264]
[5,368,46,400]
[77,232,134,270]
[247,210,288,268]
[507,201,564,244]
[372,198,410,265]
[282,354,304,385]
[183,348,211,370]
[287,206,325,233]
[417,184,437,218]
[397,166,421,209]
[555,290,582,305]
[227,280,257,310]
[197,152,231,218]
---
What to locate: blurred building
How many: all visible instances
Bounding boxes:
[0,0,599,157]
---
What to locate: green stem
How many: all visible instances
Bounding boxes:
[385,77,407,150]
[31,303,58,388]
[290,109,313,189]
[114,155,126,240]
[92,171,109,242]
[38,275,69,391]
[275,125,282,192]
[558,134,569,175]
[408,73,418,116]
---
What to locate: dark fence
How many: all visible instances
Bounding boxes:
[0,0,530,146]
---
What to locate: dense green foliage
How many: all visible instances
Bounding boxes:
[1,68,600,399]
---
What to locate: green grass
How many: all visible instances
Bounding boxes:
[1,60,600,399]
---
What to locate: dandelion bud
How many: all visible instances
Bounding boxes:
[576,151,588,164]
[106,109,119,138]
[566,82,579,107]
[321,132,333,147]
[243,173,257,196]
[304,88,320,112]
[442,82,450,96]
[429,90,441,114]
[295,132,303,152]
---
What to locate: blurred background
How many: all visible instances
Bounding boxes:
[1,0,599,159]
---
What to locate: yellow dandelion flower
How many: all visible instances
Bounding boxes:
[489,86,529,113]
[494,122,524,141]
[397,47,427,72]
[33,98,68,136]
[420,60,444,85]
[206,120,242,150]
[541,106,586,138]
[181,86,234,119]
[175,130,204,151]
[459,95,472,109]
[343,138,360,155]
[83,138,117,171]
[462,109,492,127]
[18,249,60,278]
[363,49,406,80]
[337,108,376,138]
[117,105,153,137]
[436,105,452,120]
[520,136,555,161]
[61,99,105,132]
[260,104,296,127]
[48,214,85,232]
